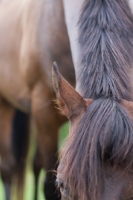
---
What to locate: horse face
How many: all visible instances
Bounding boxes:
[52,63,133,200]
[57,166,133,200]
[101,167,133,200]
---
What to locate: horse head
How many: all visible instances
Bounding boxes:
[53,62,133,200]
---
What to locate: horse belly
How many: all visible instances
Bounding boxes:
[0,1,31,112]
[0,65,31,113]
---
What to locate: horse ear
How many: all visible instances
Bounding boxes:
[121,100,133,120]
[52,62,92,118]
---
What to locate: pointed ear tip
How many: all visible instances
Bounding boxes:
[52,62,61,82]
[84,98,93,106]
[53,62,59,74]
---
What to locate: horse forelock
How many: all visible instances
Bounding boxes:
[78,0,133,100]
[59,98,133,200]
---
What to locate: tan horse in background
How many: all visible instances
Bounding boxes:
[0,0,75,200]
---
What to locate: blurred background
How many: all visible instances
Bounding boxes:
[0,0,75,199]
[0,122,69,200]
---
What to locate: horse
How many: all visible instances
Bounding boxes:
[0,0,75,200]
[53,0,133,200]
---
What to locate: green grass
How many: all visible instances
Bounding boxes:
[0,177,5,200]
[0,122,69,200]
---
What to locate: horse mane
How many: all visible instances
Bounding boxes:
[78,0,133,100]
[59,0,133,200]
[60,98,133,200]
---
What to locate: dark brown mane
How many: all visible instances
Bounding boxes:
[78,0,133,100]
[58,0,133,200]
[60,98,133,199]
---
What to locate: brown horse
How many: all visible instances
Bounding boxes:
[0,0,75,200]
[54,0,133,200]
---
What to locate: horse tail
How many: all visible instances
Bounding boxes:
[12,109,30,200]
[79,0,133,100]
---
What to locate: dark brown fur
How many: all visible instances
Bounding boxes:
[56,0,133,200]
[78,0,133,100]
[59,98,133,200]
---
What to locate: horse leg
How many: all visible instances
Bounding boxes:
[31,83,66,200]
[0,97,30,200]
[33,107,61,200]
[1,170,11,200]
[33,141,59,200]
[43,148,60,200]
[12,109,30,200]
[33,146,42,200]
[1,175,11,200]
[0,97,15,200]
[37,120,61,200]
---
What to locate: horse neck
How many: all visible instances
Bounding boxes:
[62,0,83,80]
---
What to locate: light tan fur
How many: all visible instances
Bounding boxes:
[0,0,75,199]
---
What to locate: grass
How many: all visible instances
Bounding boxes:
[0,122,69,200]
